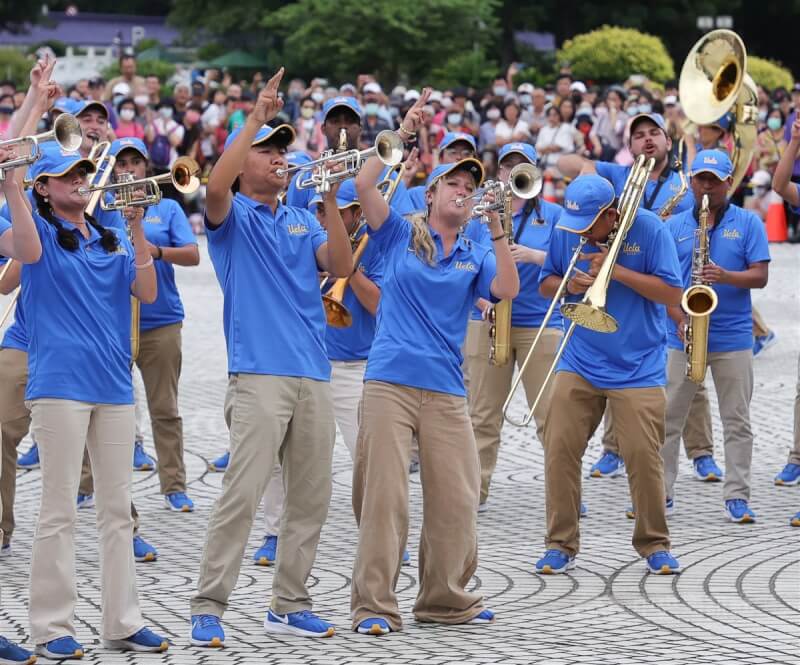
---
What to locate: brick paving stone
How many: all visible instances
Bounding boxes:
[0,240,798,664]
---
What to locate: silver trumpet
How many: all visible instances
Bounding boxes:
[0,114,83,180]
[455,163,542,216]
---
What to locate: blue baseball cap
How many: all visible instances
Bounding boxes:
[556,175,616,234]
[439,131,477,154]
[286,150,313,167]
[75,99,109,119]
[110,137,149,160]
[498,142,538,165]
[309,179,360,210]
[426,157,485,191]
[710,112,733,132]
[29,146,96,183]
[629,112,667,137]
[690,149,733,180]
[322,96,363,121]
[224,123,296,151]
[52,97,80,115]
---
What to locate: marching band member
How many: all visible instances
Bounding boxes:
[662,150,770,523]
[465,142,562,512]
[189,68,351,646]
[535,174,683,575]
[76,138,200,514]
[350,89,518,635]
[559,112,719,483]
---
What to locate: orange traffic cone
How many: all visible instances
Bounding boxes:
[765,191,788,242]
[542,174,557,203]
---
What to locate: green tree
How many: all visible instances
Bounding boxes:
[0,48,32,87]
[747,56,794,92]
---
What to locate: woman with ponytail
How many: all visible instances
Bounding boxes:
[19,146,169,660]
[351,89,519,635]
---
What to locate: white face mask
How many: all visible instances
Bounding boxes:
[447,113,462,126]
[134,95,149,107]
[486,109,501,120]
[441,97,453,109]
[159,107,174,119]
[311,91,325,104]
[119,108,135,121]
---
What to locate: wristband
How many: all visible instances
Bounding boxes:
[398,123,417,138]
[155,246,164,260]
[135,257,154,270]
[491,233,507,242]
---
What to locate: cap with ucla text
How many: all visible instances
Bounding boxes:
[110,137,149,160]
[426,157,485,191]
[224,123,296,151]
[629,112,667,137]
[29,146,96,183]
[690,149,733,180]
[556,175,615,234]
[439,131,477,153]
[322,96,363,120]
[498,142,538,165]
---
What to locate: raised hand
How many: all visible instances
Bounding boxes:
[252,68,285,126]
[400,87,432,135]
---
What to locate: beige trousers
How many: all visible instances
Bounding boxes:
[27,398,143,644]
[191,373,335,617]
[790,354,800,465]
[351,381,485,632]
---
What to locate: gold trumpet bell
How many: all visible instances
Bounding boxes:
[53,113,84,153]
[171,157,201,194]
[322,295,352,328]
[560,302,619,333]
[375,130,404,167]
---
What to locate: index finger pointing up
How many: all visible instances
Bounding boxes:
[266,67,285,92]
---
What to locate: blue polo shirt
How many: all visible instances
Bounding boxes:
[469,200,564,329]
[324,225,383,361]
[540,209,682,389]
[206,193,330,380]
[365,208,497,396]
[22,212,136,403]
[666,204,770,353]
[596,162,694,216]
[405,185,425,213]
[138,199,197,331]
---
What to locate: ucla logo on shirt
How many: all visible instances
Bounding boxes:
[669,182,682,193]
[622,241,641,255]
[455,260,477,272]
[143,214,162,225]
[722,228,741,240]
[286,223,309,236]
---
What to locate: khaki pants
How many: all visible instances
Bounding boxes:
[790,354,800,465]
[752,306,769,338]
[351,381,485,632]
[466,320,560,503]
[0,348,30,546]
[27,399,143,644]
[81,323,186,495]
[663,348,754,502]
[191,373,334,617]
[544,371,670,557]
[601,384,713,461]
[262,359,365,536]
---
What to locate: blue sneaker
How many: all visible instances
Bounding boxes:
[263,609,335,638]
[164,492,194,513]
[725,499,756,523]
[402,549,410,566]
[356,617,391,636]
[253,535,277,566]
[791,511,800,527]
[646,550,682,574]
[580,502,588,518]
[190,614,224,647]
[0,542,10,558]
[103,627,168,652]
[590,451,624,478]
[0,635,35,664]
[534,549,575,575]
[132,441,155,471]
[16,443,39,470]
[752,330,776,357]
[693,455,723,482]
[76,493,94,510]
[775,463,800,486]
[35,636,84,660]
[465,608,495,624]
[209,451,229,472]
[133,535,157,562]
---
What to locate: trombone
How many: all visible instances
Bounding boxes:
[502,155,654,427]
[0,113,83,180]
[279,130,404,193]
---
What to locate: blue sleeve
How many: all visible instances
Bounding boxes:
[474,248,497,301]
[166,200,197,248]
[0,216,10,236]
[540,227,570,281]
[362,242,384,286]
[647,223,683,288]
[595,162,626,193]
[743,212,771,265]
[205,197,239,245]
[305,208,328,254]
[367,207,410,250]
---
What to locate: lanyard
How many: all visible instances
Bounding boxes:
[643,164,672,211]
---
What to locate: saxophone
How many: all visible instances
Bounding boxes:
[657,154,688,220]
[681,194,718,383]
[488,186,514,366]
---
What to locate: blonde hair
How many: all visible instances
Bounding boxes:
[408,211,437,266]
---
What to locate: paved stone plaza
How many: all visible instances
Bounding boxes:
[0,240,798,664]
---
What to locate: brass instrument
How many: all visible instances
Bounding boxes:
[487,187,514,366]
[279,130,404,193]
[322,163,406,328]
[678,29,758,191]
[657,155,688,220]
[0,114,83,179]
[455,163,542,212]
[681,194,717,383]
[503,156,653,427]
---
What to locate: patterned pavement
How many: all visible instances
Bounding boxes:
[0,239,798,664]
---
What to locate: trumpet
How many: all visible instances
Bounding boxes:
[455,163,542,215]
[0,114,83,179]
[78,157,201,210]
[279,130,404,193]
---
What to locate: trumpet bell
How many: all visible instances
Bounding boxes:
[322,295,352,328]
[560,302,619,333]
[171,156,201,194]
[679,29,746,125]
[508,163,542,199]
[53,113,83,153]
[375,130,404,167]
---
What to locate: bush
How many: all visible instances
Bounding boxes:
[0,48,33,88]
[428,50,499,91]
[102,59,176,83]
[748,56,794,93]
[557,25,674,84]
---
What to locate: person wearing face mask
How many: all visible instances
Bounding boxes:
[479,103,502,150]
[147,99,184,172]
[593,87,627,161]
[756,108,787,172]
[0,94,13,139]
[351,89,517,635]
[361,95,391,149]
[116,97,145,140]
[494,99,530,147]
[292,95,325,157]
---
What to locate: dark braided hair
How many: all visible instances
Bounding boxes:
[33,181,119,253]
